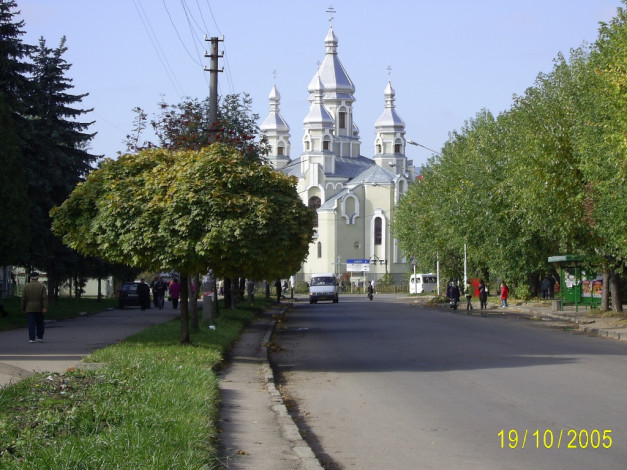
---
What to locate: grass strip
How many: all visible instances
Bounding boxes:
[0,297,118,332]
[0,299,273,469]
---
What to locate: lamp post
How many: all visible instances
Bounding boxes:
[407,139,442,157]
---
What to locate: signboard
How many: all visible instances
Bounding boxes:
[347,259,371,272]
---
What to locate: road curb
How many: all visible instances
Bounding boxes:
[262,308,324,470]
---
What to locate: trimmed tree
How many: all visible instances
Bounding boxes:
[51,144,313,343]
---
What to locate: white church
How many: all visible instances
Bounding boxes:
[260,23,415,286]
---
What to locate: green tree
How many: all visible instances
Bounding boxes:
[22,36,98,301]
[51,144,313,343]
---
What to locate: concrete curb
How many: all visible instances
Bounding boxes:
[262,308,324,470]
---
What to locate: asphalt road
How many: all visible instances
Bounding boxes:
[271,294,627,470]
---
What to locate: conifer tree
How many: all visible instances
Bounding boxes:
[0,0,33,265]
[23,36,98,299]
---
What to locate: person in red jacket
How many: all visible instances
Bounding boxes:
[500,282,509,307]
[169,278,181,309]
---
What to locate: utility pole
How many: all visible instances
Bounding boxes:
[204,36,224,143]
[203,36,223,316]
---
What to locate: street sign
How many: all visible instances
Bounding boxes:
[347,259,371,272]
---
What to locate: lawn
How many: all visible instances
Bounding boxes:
[0,296,118,332]
[0,298,272,469]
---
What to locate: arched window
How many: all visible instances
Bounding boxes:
[277,145,284,156]
[309,196,321,227]
[376,143,382,154]
[394,142,401,153]
[323,138,330,150]
[317,242,322,258]
[374,217,382,245]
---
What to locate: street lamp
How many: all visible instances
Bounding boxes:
[407,139,442,157]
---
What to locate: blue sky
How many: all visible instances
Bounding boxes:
[18,0,622,168]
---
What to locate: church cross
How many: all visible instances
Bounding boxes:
[326,6,336,24]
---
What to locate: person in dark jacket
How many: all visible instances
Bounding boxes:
[478,279,488,313]
[138,279,151,311]
[367,281,374,300]
[21,272,48,343]
[275,279,282,303]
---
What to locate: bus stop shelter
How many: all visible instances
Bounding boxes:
[548,255,602,312]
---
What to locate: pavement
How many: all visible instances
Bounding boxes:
[1,296,626,469]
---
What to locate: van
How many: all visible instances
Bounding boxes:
[409,273,437,294]
[309,273,339,304]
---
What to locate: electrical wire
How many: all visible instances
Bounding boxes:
[133,0,185,98]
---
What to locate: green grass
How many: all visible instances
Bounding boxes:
[0,298,274,469]
[0,297,118,332]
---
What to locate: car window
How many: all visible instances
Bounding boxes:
[121,283,138,293]
[311,277,335,286]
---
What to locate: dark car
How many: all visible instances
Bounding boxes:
[118,281,142,309]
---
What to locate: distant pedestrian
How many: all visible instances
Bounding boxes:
[465,280,473,313]
[275,279,282,303]
[169,278,180,309]
[138,279,151,310]
[21,272,47,343]
[367,281,374,301]
[0,296,8,317]
[448,282,460,310]
[500,282,509,307]
[547,275,556,299]
[540,277,551,299]
[478,279,488,313]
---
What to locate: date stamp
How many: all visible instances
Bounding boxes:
[498,429,613,449]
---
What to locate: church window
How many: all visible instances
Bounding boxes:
[323,139,330,150]
[317,242,322,258]
[376,144,382,154]
[394,143,401,153]
[305,140,311,151]
[339,112,346,129]
[309,196,321,227]
[374,217,382,245]
[278,145,284,155]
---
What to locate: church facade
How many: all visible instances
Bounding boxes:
[260,25,415,285]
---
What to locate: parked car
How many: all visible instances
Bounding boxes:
[118,281,142,309]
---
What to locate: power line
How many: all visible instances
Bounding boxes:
[133,0,185,98]
[162,0,201,66]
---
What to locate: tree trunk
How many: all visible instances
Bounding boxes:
[97,277,102,301]
[609,271,623,312]
[601,271,610,311]
[179,274,190,344]
[231,277,240,308]
[46,269,56,306]
[224,277,232,310]
[190,274,199,332]
[239,277,246,301]
[212,276,219,318]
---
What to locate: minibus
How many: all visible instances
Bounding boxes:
[409,273,437,294]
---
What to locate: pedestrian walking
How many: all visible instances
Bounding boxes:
[138,279,151,310]
[21,272,47,343]
[547,275,556,299]
[367,281,374,301]
[541,276,551,300]
[465,280,473,313]
[500,282,509,307]
[447,282,460,310]
[478,279,488,313]
[169,278,181,309]
[275,279,282,303]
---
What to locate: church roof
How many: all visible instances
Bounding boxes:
[308,26,355,101]
[375,81,405,129]
[352,164,397,185]
[260,84,290,133]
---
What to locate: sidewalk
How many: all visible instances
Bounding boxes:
[429,297,627,342]
[217,305,322,470]
[0,307,179,388]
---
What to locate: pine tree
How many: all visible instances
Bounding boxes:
[0,0,33,265]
